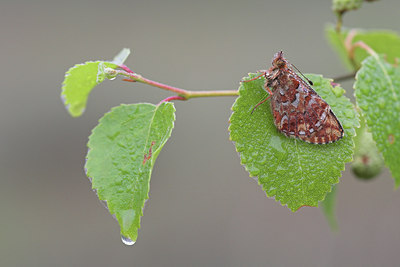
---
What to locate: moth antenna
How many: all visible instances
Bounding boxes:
[290,63,313,86]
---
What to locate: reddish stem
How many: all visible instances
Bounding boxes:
[122,78,136,82]
[344,30,377,69]
[158,95,187,105]
[352,41,377,57]
[119,64,135,73]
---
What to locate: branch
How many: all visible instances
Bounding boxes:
[332,72,356,83]
[344,30,377,70]
[107,68,239,101]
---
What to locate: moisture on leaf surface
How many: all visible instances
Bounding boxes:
[85,102,175,243]
[61,48,130,117]
[229,73,359,211]
[354,54,400,186]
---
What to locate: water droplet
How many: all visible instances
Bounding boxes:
[360,86,369,95]
[357,72,365,80]
[250,166,260,176]
[109,76,117,81]
[121,235,135,246]
[241,154,248,164]
[267,187,276,196]
[377,97,385,109]
[258,156,267,164]
[344,110,355,119]
[358,102,368,111]
[343,121,353,128]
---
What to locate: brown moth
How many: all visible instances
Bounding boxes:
[246,51,344,144]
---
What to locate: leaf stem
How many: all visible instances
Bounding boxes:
[158,96,187,105]
[344,29,360,70]
[112,68,239,100]
[119,64,135,74]
[332,72,356,82]
[352,41,377,57]
[344,30,377,70]
[335,12,343,33]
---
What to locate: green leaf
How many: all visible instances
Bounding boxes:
[61,48,131,117]
[320,185,338,230]
[354,54,400,186]
[326,25,352,70]
[229,74,359,211]
[326,25,400,70]
[85,103,176,243]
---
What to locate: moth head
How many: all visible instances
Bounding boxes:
[272,51,287,69]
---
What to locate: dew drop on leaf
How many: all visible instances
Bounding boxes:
[344,110,355,119]
[360,86,369,95]
[395,103,400,112]
[121,235,135,246]
[250,166,260,176]
[377,97,386,109]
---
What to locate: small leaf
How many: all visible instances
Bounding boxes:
[326,25,400,70]
[229,74,359,211]
[61,48,130,117]
[354,54,400,186]
[320,185,338,230]
[85,103,176,243]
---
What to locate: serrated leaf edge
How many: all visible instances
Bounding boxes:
[229,74,357,211]
[85,102,176,241]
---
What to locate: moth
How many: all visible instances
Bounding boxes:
[245,51,344,144]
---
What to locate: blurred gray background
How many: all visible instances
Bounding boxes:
[2,0,400,266]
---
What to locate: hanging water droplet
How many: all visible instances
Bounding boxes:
[121,235,135,246]
[109,76,117,81]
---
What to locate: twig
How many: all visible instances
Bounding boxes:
[332,72,356,82]
[110,69,239,100]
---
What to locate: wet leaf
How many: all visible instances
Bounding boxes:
[61,48,130,117]
[354,54,400,186]
[229,74,359,211]
[86,102,175,242]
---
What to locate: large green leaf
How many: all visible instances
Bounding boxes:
[326,25,400,70]
[61,48,130,117]
[229,74,359,211]
[354,54,400,186]
[85,103,175,243]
